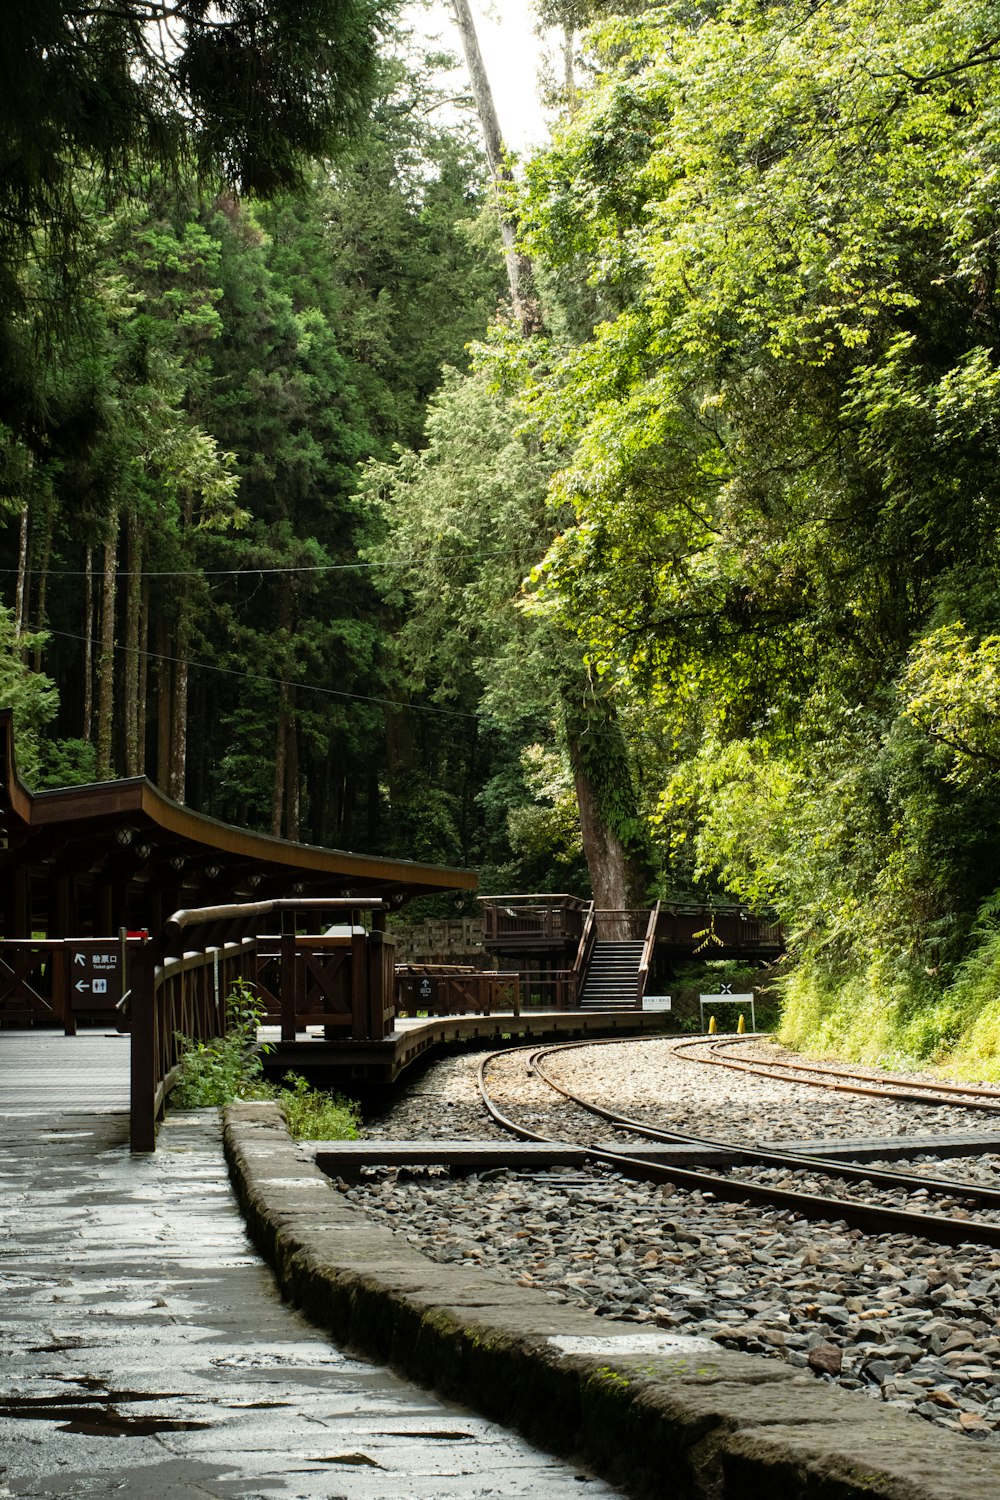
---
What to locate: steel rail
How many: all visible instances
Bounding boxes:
[670,1034,1000,1114]
[476,1042,1000,1251]
[528,1041,1000,1213]
[700,1035,1000,1102]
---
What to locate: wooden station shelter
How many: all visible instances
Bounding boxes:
[0,710,476,939]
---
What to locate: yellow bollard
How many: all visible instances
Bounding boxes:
[737,1013,746,1034]
[708,1014,717,1035]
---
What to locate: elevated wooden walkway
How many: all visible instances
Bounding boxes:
[261,1007,671,1087]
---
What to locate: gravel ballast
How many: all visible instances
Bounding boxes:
[343,1038,1000,1443]
[227,1099,1000,1500]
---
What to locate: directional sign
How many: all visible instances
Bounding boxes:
[69,943,122,1012]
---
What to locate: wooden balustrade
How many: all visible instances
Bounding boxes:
[480,895,590,948]
[636,900,661,1005]
[396,966,520,1017]
[129,897,391,1153]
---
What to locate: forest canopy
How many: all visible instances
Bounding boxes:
[7,0,1000,1069]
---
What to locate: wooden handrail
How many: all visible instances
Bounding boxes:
[636,901,660,1006]
[164,896,383,938]
[569,901,596,1008]
[131,898,395,1153]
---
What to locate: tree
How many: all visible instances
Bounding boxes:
[498,0,1000,1053]
[364,361,649,904]
[0,0,386,314]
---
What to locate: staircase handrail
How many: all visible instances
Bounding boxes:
[569,900,597,1006]
[636,901,660,1007]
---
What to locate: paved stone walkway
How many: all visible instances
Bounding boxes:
[0,1032,619,1499]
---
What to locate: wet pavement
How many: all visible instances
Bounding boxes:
[0,1032,619,1499]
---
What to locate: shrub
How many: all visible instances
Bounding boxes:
[171,983,361,1137]
[172,981,268,1107]
[276,1072,360,1140]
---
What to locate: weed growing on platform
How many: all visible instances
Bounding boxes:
[171,983,360,1136]
[275,1072,360,1140]
[172,982,269,1108]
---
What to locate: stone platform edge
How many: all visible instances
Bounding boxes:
[223,1101,1000,1500]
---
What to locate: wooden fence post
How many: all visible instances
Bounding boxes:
[369,927,385,1041]
[129,937,156,1153]
[56,942,74,1035]
[351,931,367,1038]
[280,908,297,1042]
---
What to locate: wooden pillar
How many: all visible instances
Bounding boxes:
[351,931,367,1039]
[279,907,297,1043]
[52,943,74,1036]
[369,928,385,1041]
[49,873,71,939]
[129,937,156,1152]
[4,865,30,939]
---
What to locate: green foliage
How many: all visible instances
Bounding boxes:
[0,0,383,315]
[275,1072,361,1141]
[485,0,1000,1064]
[35,738,98,790]
[902,624,1000,788]
[170,985,360,1134]
[172,982,269,1108]
[0,609,57,784]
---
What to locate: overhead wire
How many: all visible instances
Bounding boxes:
[43,627,478,722]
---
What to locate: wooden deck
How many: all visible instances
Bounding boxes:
[259,1007,672,1085]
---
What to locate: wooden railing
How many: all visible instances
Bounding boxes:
[129,897,388,1153]
[594,908,651,942]
[655,905,783,954]
[569,902,596,1006]
[396,966,521,1017]
[636,901,660,1005]
[480,894,590,947]
[0,939,64,1027]
[480,894,783,957]
[518,970,577,1010]
[0,935,147,1031]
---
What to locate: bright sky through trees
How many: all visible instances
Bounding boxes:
[402,0,551,154]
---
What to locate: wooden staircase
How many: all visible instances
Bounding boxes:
[578,940,646,1010]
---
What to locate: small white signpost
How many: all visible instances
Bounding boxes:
[699,984,755,1032]
[642,995,672,1012]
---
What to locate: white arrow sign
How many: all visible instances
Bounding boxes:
[74,952,86,966]
[75,980,90,993]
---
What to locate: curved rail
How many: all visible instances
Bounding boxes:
[671,1034,1000,1113]
[476,1038,1000,1251]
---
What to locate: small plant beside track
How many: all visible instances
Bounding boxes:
[172,981,359,1140]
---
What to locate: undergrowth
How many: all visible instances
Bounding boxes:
[171,982,360,1139]
[777,922,1000,1081]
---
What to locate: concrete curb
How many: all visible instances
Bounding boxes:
[224,1101,1000,1500]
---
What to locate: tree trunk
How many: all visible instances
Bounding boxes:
[561,674,649,917]
[82,546,93,743]
[450,0,539,334]
[31,489,54,672]
[14,496,29,646]
[563,25,578,112]
[169,610,189,803]
[137,581,149,775]
[96,512,119,780]
[156,615,171,787]
[168,495,195,803]
[285,694,300,842]
[271,691,288,837]
[123,510,142,776]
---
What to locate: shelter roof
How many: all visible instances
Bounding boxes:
[0,710,475,936]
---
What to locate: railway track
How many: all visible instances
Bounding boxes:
[673,1034,1000,1113]
[477,1037,1000,1251]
